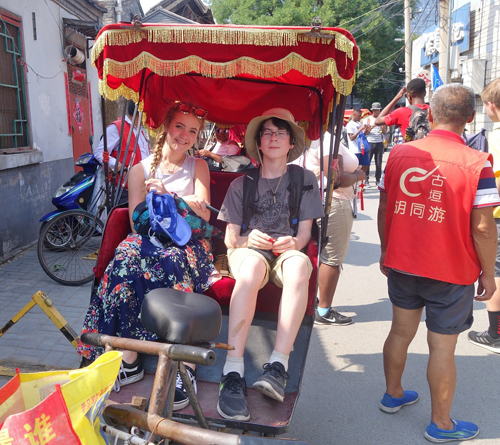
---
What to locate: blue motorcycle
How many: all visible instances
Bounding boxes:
[38,152,106,286]
[39,152,103,225]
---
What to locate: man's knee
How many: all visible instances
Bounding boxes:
[280,255,310,284]
[237,256,267,282]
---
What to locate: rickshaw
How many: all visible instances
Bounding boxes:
[81,17,359,444]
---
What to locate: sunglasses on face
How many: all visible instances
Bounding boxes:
[216,128,229,134]
[178,103,208,120]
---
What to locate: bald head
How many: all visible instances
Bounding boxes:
[430,84,475,126]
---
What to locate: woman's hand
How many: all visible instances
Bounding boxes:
[187,195,208,212]
[145,178,169,195]
[272,236,297,254]
[247,229,274,250]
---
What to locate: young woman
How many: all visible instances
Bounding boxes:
[78,102,220,410]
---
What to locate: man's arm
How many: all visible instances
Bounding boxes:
[375,87,406,126]
[348,124,367,141]
[377,191,390,276]
[471,206,498,301]
[198,149,223,164]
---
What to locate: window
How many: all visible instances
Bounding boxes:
[0,11,30,152]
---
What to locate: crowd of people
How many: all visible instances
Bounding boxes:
[78,78,500,443]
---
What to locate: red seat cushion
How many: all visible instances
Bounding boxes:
[94,207,130,283]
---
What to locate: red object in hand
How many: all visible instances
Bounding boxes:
[357,182,365,211]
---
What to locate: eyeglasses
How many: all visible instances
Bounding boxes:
[178,103,208,120]
[260,130,289,139]
[216,128,229,134]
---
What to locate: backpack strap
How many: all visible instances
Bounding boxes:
[288,164,313,237]
[240,167,261,235]
[408,104,421,113]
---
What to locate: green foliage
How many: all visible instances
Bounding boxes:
[210,0,406,106]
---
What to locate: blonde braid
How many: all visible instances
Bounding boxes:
[143,132,166,198]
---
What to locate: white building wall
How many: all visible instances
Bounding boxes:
[0,0,103,161]
[0,0,103,262]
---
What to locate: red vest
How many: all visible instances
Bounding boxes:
[384,130,491,285]
[110,119,142,167]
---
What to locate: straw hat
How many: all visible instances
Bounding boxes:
[245,108,305,163]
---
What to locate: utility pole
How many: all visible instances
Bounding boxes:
[439,0,450,82]
[404,0,412,85]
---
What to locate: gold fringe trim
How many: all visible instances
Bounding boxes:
[297,32,354,61]
[92,27,356,66]
[99,52,356,98]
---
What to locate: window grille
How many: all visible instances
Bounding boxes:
[0,13,30,151]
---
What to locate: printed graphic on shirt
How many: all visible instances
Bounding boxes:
[250,188,290,237]
[395,165,447,224]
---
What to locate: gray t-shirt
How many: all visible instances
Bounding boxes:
[218,168,324,239]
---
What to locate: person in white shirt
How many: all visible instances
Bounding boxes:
[345,109,370,176]
[292,131,365,325]
[198,127,241,164]
[363,102,387,186]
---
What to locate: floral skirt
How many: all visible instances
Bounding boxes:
[78,233,220,361]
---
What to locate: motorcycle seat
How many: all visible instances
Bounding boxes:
[140,288,222,344]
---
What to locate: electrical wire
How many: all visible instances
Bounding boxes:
[0,17,63,80]
[357,0,436,81]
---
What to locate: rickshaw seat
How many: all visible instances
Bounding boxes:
[140,288,222,344]
[94,171,318,317]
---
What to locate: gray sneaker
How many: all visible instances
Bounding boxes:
[217,372,250,421]
[468,330,500,353]
[253,362,289,402]
[314,308,353,326]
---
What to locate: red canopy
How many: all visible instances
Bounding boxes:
[92,23,359,141]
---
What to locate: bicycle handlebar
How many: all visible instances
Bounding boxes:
[81,332,216,366]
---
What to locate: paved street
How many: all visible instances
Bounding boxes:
[0,151,498,443]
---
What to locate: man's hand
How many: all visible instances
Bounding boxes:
[247,229,274,250]
[272,236,298,254]
[475,273,496,301]
[197,149,213,158]
[395,86,407,101]
[379,251,390,276]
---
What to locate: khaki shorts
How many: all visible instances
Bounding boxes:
[227,247,313,289]
[317,198,354,266]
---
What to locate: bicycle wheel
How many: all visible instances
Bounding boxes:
[38,210,104,286]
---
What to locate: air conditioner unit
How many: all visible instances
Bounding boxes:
[462,59,486,94]
[449,46,460,70]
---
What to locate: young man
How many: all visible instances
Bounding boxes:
[468,78,500,353]
[375,78,429,137]
[363,102,387,186]
[217,108,323,421]
[346,109,370,179]
[378,84,499,442]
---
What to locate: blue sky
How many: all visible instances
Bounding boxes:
[140,0,158,14]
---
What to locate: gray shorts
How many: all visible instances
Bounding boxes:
[495,218,500,277]
[388,270,474,335]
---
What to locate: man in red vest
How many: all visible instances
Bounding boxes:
[377,84,500,442]
[94,100,150,183]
